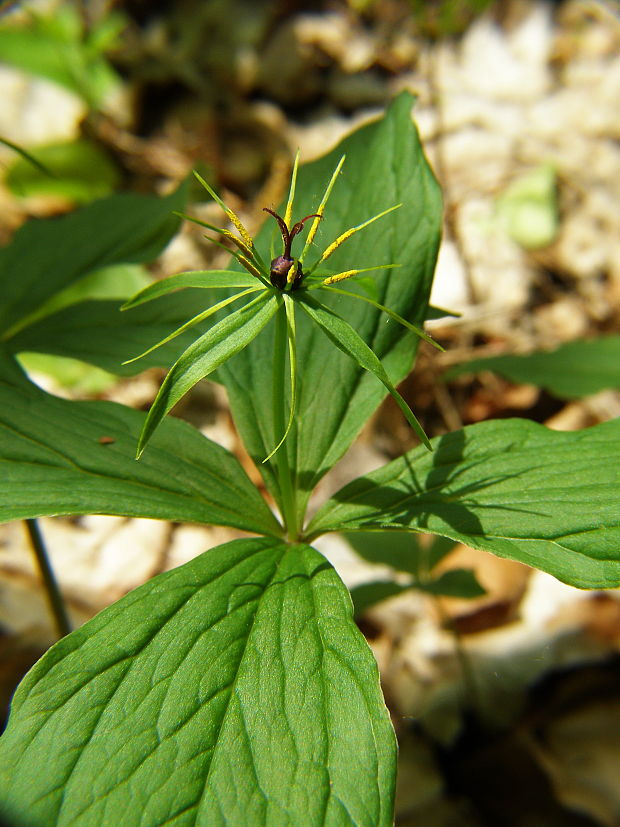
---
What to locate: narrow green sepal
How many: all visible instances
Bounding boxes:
[136,293,281,458]
[298,294,432,450]
[123,287,262,366]
[321,284,444,351]
[121,270,260,310]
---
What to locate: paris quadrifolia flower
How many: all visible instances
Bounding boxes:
[122,152,442,461]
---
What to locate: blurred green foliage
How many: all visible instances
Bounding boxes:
[6,139,120,204]
[447,336,620,400]
[0,3,125,109]
[344,532,485,616]
[495,164,558,250]
[407,0,495,37]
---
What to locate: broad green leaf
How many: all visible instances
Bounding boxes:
[5,138,120,204]
[343,530,457,578]
[217,92,442,515]
[6,291,229,376]
[351,581,409,616]
[0,184,186,339]
[9,263,149,335]
[123,287,263,366]
[426,305,460,321]
[422,534,463,571]
[345,530,426,571]
[0,538,396,826]
[122,269,259,309]
[48,262,150,305]
[17,353,117,394]
[137,293,280,456]
[0,352,280,536]
[350,569,484,616]
[298,293,431,449]
[422,568,485,598]
[409,0,495,37]
[345,532,482,615]
[446,335,620,399]
[307,418,620,589]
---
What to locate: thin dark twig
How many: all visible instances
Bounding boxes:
[25,518,72,639]
[434,596,483,718]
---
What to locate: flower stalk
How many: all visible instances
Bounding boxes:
[271,303,299,539]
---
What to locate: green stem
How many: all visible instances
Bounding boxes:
[272,304,298,540]
[25,518,72,639]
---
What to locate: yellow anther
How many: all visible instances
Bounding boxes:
[322,269,360,285]
[220,228,253,258]
[193,170,254,250]
[319,204,402,264]
[287,260,299,285]
[284,150,300,229]
[301,155,346,261]
[321,263,400,286]
[303,208,323,251]
[225,209,254,250]
[321,231,355,263]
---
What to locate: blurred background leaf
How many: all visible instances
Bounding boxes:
[343,532,485,615]
[447,335,620,399]
[0,4,124,109]
[5,139,120,204]
[495,164,558,250]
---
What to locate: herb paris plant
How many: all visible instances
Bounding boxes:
[119,135,443,544]
[126,152,439,470]
[1,93,619,827]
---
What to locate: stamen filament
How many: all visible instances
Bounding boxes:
[176,213,254,258]
[321,284,444,351]
[122,287,262,364]
[203,234,267,283]
[236,253,265,281]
